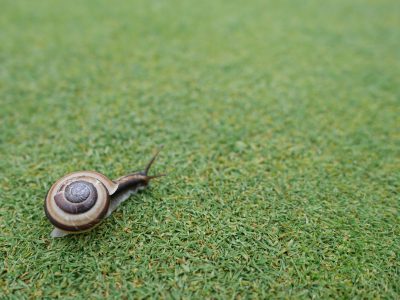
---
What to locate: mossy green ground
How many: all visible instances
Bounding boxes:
[1,0,399,298]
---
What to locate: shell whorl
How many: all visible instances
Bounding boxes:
[45,171,118,232]
[54,181,98,214]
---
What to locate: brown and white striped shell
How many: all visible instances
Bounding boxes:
[44,171,118,232]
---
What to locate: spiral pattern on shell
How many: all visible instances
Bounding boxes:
[54,180,98,214]
[44,171,118,232]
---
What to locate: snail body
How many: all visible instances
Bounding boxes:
[44,149,164,238]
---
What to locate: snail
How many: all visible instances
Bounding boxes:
[44,148,164,238]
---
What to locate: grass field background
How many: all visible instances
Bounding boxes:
[1,0,399,298]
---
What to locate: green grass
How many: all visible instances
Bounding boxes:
[1,0,399,298]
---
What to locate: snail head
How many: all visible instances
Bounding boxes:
[114,147,165,192]
[139,146,166,181]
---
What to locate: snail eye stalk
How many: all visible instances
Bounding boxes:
[144,145,164,175]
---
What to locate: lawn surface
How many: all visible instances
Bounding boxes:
[1,0,399,298]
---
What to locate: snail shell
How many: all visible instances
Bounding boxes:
[45,171,117,232]
[44,149,164,237]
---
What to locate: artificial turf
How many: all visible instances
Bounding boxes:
[0,0,399,298]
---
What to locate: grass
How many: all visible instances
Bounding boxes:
[0,0,399,298]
